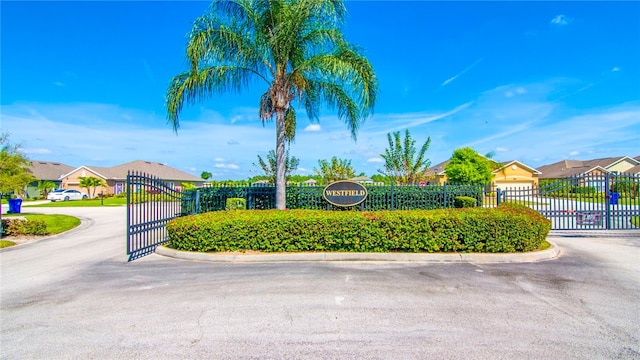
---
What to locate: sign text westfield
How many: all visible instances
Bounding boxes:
[322,181,368,207]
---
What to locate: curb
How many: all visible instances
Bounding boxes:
[155,239,561,264]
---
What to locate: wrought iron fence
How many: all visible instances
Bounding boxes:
[181,182,491,213]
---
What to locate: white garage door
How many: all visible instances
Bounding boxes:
[496,182,533,191]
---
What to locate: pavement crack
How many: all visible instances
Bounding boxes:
[190,309,205,346]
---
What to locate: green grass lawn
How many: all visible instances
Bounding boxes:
[0,240,16,248]
[3,213,81,234]
[25,197,127,207]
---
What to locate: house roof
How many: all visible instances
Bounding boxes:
[28,160,75,181]
[493,160,541,175]
[61,160,203,182]
[626,164,640,174]
[349,175,373,182]
[426,160,450,176]
[537,156,639,178]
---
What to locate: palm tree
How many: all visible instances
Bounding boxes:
[166,0,377,209]
[379,129,431,185]
[79,176,105,198]
[37,180,57,198]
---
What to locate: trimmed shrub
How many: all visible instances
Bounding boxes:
[454,196,477,208]
[167,202,551,253]
[226,198,246,210]
[2,219,48,236]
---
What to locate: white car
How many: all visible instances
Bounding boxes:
[47,189,88,202]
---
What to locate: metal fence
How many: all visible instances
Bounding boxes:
[126,172,193,261]
[181,182,492,213]
[494,172,639,230]
[127,172,639,260]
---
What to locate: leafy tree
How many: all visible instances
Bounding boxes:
[181,182,197,191]
[37,180,57,198]
[314,157,355,184]
[0,133,35,197]
[200,171,212,180]
[444,147,493,184]
[379,129,431,184]
[166,0,377,209]
[78,176,105,198]
[370,174,390,185]
[253,149,299,184]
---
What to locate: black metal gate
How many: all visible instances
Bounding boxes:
[126,172,193,261]
[499,172,639,230]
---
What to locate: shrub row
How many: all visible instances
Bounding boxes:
[166,203,551,253]
[1,219,48,236]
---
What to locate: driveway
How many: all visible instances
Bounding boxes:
[1,206,639,359]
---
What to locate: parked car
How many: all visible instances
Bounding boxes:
[47,189,88,202]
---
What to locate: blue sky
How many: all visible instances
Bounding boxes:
[2,1,639,180]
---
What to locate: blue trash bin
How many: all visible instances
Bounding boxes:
[8,199,23,214]
[609,192,620,205]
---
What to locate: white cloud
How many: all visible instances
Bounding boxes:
[440,58,483,87]
[516,87,526,95]
[214,163,239,170]
[214,157,225,162]
[569,151,580,156]
[23,148,52,155]
[611,67,620,72]
[550,15,571,26]
[367,157,384,163]
[496,147,508,152]
[304,124,322,132]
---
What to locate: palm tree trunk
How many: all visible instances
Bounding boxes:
[275,109,287,210]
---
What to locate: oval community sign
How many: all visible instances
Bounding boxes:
[322,180,368,207]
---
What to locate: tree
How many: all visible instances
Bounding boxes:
[370,174,390,185]
[444,147,493,184]
[166,0,377,209]
[37,180,57,198]
[182,182,197,191]
[379,129,431,185]
[78,176,105,198]
[253,149,299,184]
[314,157,355,184]
[0,133,35,197]
[200,171,212,181]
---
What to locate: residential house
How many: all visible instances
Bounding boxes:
[425,159,540,190]
[25,160,75,198]
[349,176,374,184]
[537,156,640,179]
[303,178,318,186]
[60,160,204,197]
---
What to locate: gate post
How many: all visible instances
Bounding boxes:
[195,189,200,214]
[605,172,611,230]
[496,188,501,206]
[391,181,395,210]
[443,182,447,208]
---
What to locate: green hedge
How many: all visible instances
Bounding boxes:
[1,219,48,236]
[454,196,477,208]
[166,203,550,253]
[226,198,246,210]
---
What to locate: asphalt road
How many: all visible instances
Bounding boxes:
[1,206,639,359]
